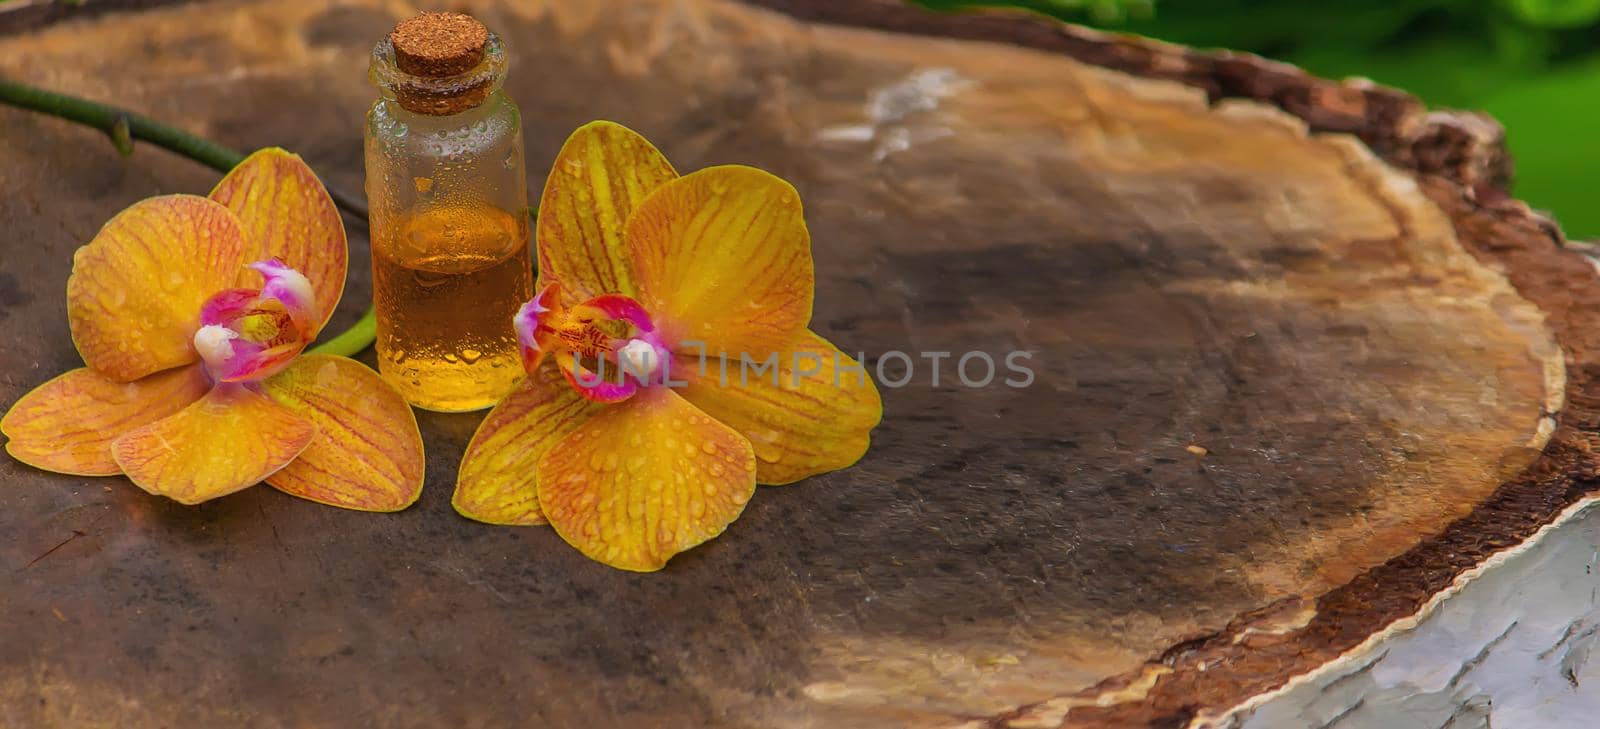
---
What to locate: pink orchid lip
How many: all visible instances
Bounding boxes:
[193,259,318,384]
[515,284,672,402]
[560,357,642,403]
[514,283,564,376]
[248,258,316,331]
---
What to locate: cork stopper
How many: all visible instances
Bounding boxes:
[390,12,487,78]
[374,12,506,116]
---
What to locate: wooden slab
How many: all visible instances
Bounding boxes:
[1,1,1597,727]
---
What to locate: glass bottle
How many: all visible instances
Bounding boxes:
[364,12,532,412]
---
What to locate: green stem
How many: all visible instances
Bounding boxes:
[0,77,243,172]
[310,308,377,357]
[0,76,377,354]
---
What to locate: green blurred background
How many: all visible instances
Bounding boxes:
[916,0,1599,239]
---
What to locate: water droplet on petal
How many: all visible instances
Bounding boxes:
[316,362,340,387]
[753,442,782,464]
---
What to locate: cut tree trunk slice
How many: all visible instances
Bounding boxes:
[0,1,1595,728]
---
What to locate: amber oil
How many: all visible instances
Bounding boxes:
[371,203,530,411]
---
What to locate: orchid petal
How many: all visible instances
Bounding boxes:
[625,166,814,357]
[455,363,603,525]
[537,388,756,572]
[676,330,882,485]
[68,194,249,382]
[111,384,316,505]
[260,355,424,512]
[2,365,209,476]
[210,148,346,335]
[537,121,677,300]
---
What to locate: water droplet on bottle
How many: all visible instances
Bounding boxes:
[460,348,483,364]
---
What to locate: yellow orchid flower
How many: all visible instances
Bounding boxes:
[2,149,424,510]
[454,121,882,571]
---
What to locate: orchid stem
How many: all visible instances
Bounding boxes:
[311,308,378,357]
[0,76,243,172]
[0,77,369,218]
[0,76,378,355]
